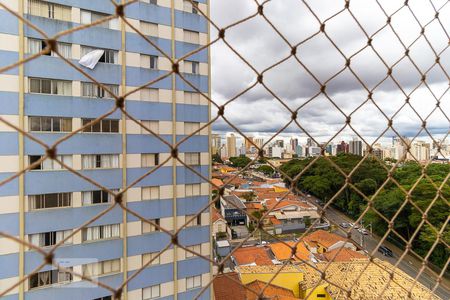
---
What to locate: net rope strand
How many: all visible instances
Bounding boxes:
[0,0,448,299]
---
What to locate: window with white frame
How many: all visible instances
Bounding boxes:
[82,118,119,133]
[185,244,201,258]
[183,30,200,44]
[143,285,160,300]
[83,259,121,277]
[140,54,158,70]
[29,192,72,210]
[29,268,73,289]
[29,116,72,132]
[142,252,160,266]
[186,214,201,227]
[80,10,119,30]
[184,61,199,74]
[29,155,73,170]
[81,154,120,169]
[142,219,160,233]
[140,0,157,4]
[28,0,71,22]
[82,224,120,242]
[184,91,201,105]
[141,153,159,167]
[82,190,116,205]
[81,82,119,99]
[140,21,158,36]
[183,0,198,14]
[142,186,160,201]
[81,46,118,64]
[29,78,72,96]
[141,120,159,134]
[29,230,72,247]
[185,152,200,165]
[28,38,72,58]
[185,183,201,197]
[184,122,200,135]
[141,88,159,102]
[186,275,201,290]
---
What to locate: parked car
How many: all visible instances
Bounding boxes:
[358,228,369,235]
[349,222,360,229]
[340,222,350,228]
[378,246,393,257]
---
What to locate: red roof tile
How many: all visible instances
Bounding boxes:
[233,246,274,266]
[213,273,246,300]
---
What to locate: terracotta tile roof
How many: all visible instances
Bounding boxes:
[303,230,347,249]
[246,280,297,300]
[211,178,224,190]
[269,216,282,225]
[323,248,367,262]
[245,202,263,210]
[212,207,225,223]
[300,259,441,299]
[252,187,275,193]
[232,246,274,266]
[265,198,315,211]
[213,272,246,300]
[269,241,311,262]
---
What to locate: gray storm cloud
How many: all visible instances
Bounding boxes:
[209,0,450,142]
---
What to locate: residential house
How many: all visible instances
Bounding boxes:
[231,246,274,267]
[220,195,247,226]
[269,241,312,263]
[303,230,357,254]
[212,208,230,239]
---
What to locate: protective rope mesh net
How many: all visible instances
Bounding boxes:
[0,0,448,299]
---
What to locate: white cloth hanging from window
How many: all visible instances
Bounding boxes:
[79,49,104,69]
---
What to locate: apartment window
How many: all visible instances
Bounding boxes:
[29,193,72,210]
[140,21,158,36]
[29,230,72,247]
[184,92,200,105]
[184,61,199,74]
[186,275,201,290]
[29,78,72,96]
[141,0,157,4]
[183,0,198,14]
[29,116,72,132]
[186,214,201,227]
[186,244,201,258]
[142,252,160,266]
[141,120,159,134]
[82,190,115,205]
[82,118,119,133]
[185,152,200,165]
[140,54,158,70]
[184,122,200,135]
[317,294,327,298]
[141,88,159,102]
[142,219,160,233]
[83,259,121,277]
[81,154,120,169]
[93,297,112,300]
[29,155,73,170]
[81,46,118,64]
[28,0,71,22]
[28,38,72,58]
[29,268,73,289]
[184,30,200,44]
[185,183,201,197]
[80,10,119,30]
[142,186,160,201]
[83,224,120,242]
[143,285,160,300]
[81,82,119,99]
[141,153,159,167]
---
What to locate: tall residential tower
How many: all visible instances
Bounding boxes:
[0,0,211,299]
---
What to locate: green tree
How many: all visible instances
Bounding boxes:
[229,156,252,168]
[256,165,275,176]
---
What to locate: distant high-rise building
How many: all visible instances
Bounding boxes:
[337,141,349,154]
[227,133,237,157]
[349,139,363,156]
[254,138,264,149]
[295,145,303,157]
[290,138,298,152]
[212,134,222,155]
[275,139,284,148]
[245,136,254,152]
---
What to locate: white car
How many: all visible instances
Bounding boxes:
[358,228,369,235]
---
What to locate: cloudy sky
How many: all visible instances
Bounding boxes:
[209,0,449,146]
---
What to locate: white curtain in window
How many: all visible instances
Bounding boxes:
[109,18,119,30]
[30,233,40,246]
[28,39,42,54]
[42,158,53,170]
[91,226,100,240]
[82,191,92,205]
[103,225,111,239]
[112,224,120,237]
[82,155,93,169]
[111,155,119,168]
[61,155,73,167]
[80,11,91,24]
[54,43,71,59]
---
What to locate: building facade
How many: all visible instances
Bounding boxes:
[226,133,236,158]
[0,0,210,299]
